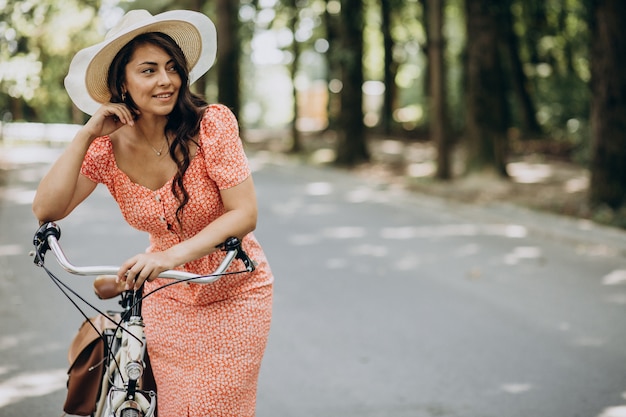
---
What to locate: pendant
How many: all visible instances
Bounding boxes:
[156,151,161,156]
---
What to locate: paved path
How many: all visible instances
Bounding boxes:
[1,146,625,417]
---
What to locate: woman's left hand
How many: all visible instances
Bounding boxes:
[117,252,174,290]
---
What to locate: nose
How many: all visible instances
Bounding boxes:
[156,67,172,86]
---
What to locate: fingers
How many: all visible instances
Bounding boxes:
[119,269,150,291]
[98,103,135,127]
[118,266,154,291]
[85,103,137,139]
[105,103,136,126]
[117,255,167,291]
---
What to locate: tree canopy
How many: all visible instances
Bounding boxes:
[1,0,624,225]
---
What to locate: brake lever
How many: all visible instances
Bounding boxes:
[216,237,257,272]
[32,222,62,266]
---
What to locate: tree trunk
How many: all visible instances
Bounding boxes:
[325,0,340,131]
[426,0,451,180]
[589,0,626,210]
[334,0,369,166]
[288,0,302,153]
[520,0,547,65]
[464,0,509,176]
[380,0,398,135]
[501,0,542,136]
[215,0,241,118]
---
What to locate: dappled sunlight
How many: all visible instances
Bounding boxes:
[508,162,553,184]
[0,186,35,205]
[0,332,62,357]
[0,335,22,351]
[0,244,23,256]
[345,186,392,203]
[325,258,348,269]
[323,226,367,239]
[558,323,606,348]
[345,186,375,203]
[572,336,605,347]
[0,333,43,353]
[350,244,388,257]
[393,255,421,271]
[270,197,303,216]
[305,204,335,215]
[309,148,336,164]
[1,124,80,145]
[287,223,528,253]
[288,234,320,246]
[596,405,626,417]
[453,243,480,257]
[602,270,626,285]
[306,182,333,196]
[503,246,543,265]
[564,176,589,193]
[500,383,533,394]
[380,224,527,239]
[407,161,437,178]
[29,341,65,356]
[379,139,405,155]
[0,369,67,409]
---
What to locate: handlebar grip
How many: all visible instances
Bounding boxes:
[33,222,60,246]
[33,222,62,265]
[216,237,256,273]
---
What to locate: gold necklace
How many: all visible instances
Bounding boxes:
[145,133,168,156]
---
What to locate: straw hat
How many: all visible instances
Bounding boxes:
[64,9,217,115]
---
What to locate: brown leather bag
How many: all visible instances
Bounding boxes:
[63,314,119,416]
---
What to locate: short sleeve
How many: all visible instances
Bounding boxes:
[80,136,112,184]
[199,104,251,189]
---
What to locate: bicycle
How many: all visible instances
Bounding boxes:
[32,221,256,417]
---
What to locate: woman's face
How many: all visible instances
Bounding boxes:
[123,43,182,117]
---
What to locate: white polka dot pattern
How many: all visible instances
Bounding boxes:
[80,104,273,416]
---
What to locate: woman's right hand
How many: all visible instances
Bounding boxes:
[32,102,135,223]
[82,102,138,140]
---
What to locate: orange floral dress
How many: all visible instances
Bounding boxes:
[81,104,273,417]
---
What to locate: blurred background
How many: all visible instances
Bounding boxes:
[1,0,625,228]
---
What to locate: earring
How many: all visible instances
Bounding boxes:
[121,92,126,101]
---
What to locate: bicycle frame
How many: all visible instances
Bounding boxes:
[32,222,255,417]
[93,289,155,417]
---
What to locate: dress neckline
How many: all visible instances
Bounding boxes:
[105,136,201,192]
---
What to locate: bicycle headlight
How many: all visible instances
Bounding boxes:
[126,362,143,381]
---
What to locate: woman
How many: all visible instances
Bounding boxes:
[32,10,273,417]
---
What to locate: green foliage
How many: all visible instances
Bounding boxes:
[511,0,591,140]
[0,0,597,149]
[0,0,101,122]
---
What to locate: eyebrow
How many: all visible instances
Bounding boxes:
[136,59,175,66]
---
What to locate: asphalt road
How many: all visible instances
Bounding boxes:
[1,146,626,417]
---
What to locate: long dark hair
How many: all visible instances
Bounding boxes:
[107,32,208,230]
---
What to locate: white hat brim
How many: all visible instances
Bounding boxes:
[64,10,217,115]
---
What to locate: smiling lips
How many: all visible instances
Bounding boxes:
[154,92,174,99]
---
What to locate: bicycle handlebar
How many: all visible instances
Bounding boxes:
[32,222,255,284]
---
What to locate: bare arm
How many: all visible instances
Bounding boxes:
[32,103,135,222]
[32,132,98,222]
[118,176,258,289]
